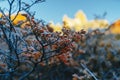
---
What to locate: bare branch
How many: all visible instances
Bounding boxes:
[81,63,98,80]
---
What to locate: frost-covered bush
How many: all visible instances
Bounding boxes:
[0,0,120,80]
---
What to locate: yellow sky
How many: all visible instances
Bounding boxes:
[1,11,120,34]
[50,10,109,32]
[109,20,120,34]
[0,13,26,24]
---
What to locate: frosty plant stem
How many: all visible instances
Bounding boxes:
[81,63,98,80]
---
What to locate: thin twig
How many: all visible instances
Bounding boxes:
[81,63,98,80]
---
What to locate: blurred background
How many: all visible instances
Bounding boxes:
[0,0,120,23]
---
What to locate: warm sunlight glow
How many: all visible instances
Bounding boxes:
[0,13,2,17]
[11,14,26,25]
[0,13,26,25]
[109,20,120,34]
[75,11,88,24]
[51,10,109,32]
[49,21,62,32]
[1,11,120,34]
